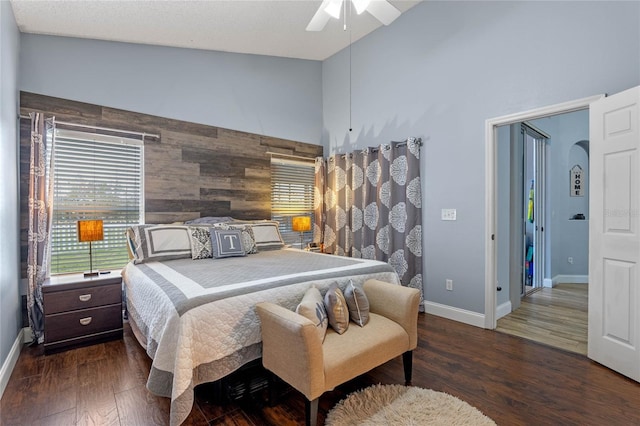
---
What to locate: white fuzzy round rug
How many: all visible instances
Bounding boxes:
[325,384,496,426]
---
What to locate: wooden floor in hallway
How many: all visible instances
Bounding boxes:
[496,283,588,355]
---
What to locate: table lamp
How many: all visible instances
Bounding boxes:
[77,219,104,277]
[291,216,311,249]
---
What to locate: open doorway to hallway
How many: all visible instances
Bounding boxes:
[493,108,590,353]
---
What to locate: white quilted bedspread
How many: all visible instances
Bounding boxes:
[122,249,399,426]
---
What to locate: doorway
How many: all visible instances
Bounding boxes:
[484,95,603,330]
[495,114,591,353]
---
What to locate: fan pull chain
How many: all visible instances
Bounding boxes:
[348,1,352,132]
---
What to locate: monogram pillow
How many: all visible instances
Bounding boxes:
[210,228,246,258]
[216,223,258,254]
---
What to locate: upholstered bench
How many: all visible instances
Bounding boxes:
[256,279,421,426]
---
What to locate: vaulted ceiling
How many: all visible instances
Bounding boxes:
[9,0,421,61]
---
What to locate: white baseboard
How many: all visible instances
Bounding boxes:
[423,301,486,328]
[552,275,588,285]
[0,329,24,400]
[496,300,512,320]
[543,278,553,288]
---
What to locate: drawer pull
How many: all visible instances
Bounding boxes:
[79,317,92,326]
[79,294,92,302]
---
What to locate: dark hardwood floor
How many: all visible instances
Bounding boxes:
[2,313,639,425]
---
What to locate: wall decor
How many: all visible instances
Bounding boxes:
[570,164,583,197]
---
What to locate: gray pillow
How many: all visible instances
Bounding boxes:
[185,216,235,224]
[344,280,370,327]
[324,283,349,334]
[217,223,258,254]
[296,286,328,342]
[210,228,246,258]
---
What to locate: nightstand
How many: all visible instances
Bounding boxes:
[43,271,123,354]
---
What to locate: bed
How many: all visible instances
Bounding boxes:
[122,222,400,426]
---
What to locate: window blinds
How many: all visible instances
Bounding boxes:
[50,129,143,274]
[271,158,315,246]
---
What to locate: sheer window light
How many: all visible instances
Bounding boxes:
[50,129,143,274]
[271,158,315,247]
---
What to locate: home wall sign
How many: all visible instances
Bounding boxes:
[570,165,583,197]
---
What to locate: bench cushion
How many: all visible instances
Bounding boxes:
[322,312,409,390]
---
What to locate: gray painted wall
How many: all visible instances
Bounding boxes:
[322,1,640,314]
[20,34,323,145]
[0,0,21,374]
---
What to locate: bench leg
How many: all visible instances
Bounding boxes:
[403,350,413,385]
[305,398,319,426]
[267,372,279,406]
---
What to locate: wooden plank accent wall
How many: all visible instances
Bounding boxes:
[19,92,323,275]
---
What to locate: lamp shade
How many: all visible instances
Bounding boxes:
[77,220,104,242]
[292,216,312,232]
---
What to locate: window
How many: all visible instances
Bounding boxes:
[271,158,315,247]
[50,129,143,274]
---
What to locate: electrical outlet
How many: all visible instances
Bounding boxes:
[446,279,453,291]
[568,257,574,264]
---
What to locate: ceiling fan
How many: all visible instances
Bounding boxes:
[306,0,401,31]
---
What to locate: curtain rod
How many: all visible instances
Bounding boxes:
[266,151,317,162]
[328,137,423,158]
[19,114,160,139]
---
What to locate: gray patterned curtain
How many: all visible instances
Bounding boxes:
[27,113,54,344]
[313,157,325,246]
[317,137,423,304]
[323,154,354,256]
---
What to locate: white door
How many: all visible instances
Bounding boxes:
[589,86,640,382]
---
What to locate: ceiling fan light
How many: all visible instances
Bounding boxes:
[352,0,371,15]
[325,0,343,19]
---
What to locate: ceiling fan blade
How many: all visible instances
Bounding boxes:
[366,0,401,26]
[306,0,333,31]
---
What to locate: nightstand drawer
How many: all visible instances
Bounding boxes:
[45,304,123,343]
[44,283,121,314]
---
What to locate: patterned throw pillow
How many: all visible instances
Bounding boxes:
[189,226,212,259]
[296,286,329,342]
[344,280,370,327]
[210,228,246,258]
[324,282,349,334]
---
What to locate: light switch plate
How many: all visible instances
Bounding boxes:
[441,208,457,221]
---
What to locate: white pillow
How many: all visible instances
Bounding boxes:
[249,221,285,250]
[296,286,329,342]
[129,225,192,264]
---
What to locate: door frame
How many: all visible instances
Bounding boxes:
[484,94,604,329]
